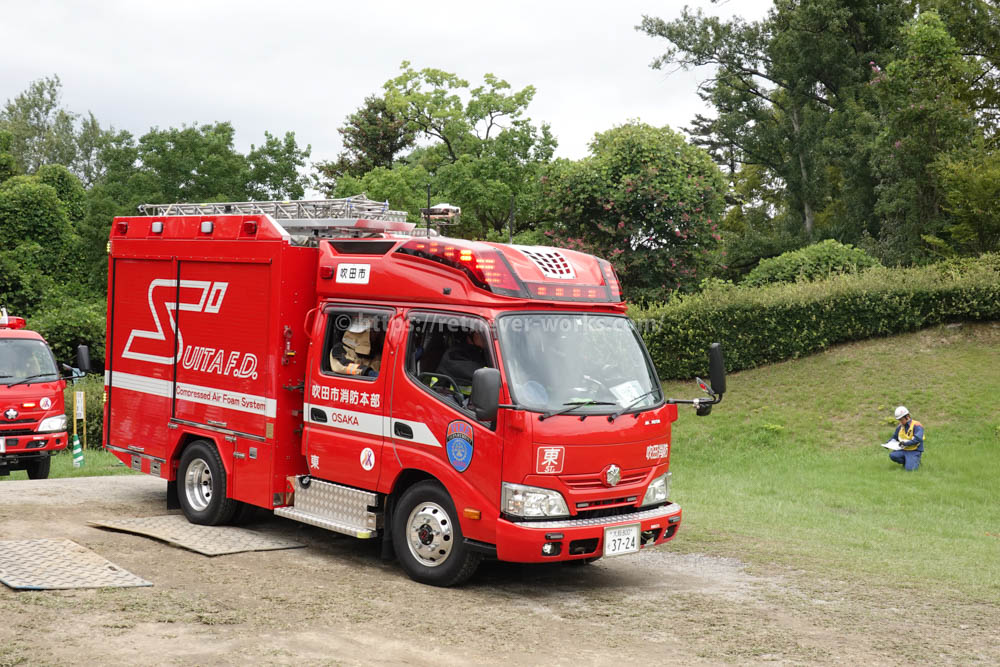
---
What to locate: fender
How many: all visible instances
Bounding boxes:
[169,426,236,485]
[383,445,499,544]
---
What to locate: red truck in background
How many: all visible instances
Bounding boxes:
[0,309,90,479]
[103,196,725,586]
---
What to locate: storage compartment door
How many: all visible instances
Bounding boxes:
[172,260,273,438]
[106,257,177,462]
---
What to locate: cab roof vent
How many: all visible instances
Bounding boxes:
[514,246,576,280]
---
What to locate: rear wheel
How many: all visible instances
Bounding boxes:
[178,440,238,525]
[392,480,481,587]
[25,457,51,480]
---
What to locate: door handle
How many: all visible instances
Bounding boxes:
[310,407,328,423]
[393,421,413,439]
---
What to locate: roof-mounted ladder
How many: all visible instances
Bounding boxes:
[137,195,414,242]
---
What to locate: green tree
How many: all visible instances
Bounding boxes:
[935,144,1000,254]
[0,130,17,184]
[540,122,727,301]
[0,175,80,317]
[131,122,249,203]
[314,95,415,184]
[869,11,978,264]
[0,75,78,173]
[0,242,58,315]
[324,63,557,238]
[925,0,1000,142]
[640,1,999,268]
[0,75,118,186]
[329,164,431,222]
[95,122,310,206]
[0,180,73,251]
[35,164,86,223]
[245,131,311,201]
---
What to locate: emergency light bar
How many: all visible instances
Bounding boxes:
[394,239,624,303]
[396,239,523,297]
[0,312,27,330]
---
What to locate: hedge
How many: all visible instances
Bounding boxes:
[630,254,1000,379]
[743,239,881,287]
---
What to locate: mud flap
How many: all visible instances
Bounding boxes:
[379,495,395,560]
[166,479,180,510]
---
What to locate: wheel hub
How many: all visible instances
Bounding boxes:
[405,501,453,567]
[184,458,213,512]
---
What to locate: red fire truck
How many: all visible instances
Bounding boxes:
[1,310,88,479]
[104,196,725,586]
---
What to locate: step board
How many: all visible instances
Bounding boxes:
[274,476,381,539]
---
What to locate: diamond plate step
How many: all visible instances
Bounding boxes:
[274,476,381,539]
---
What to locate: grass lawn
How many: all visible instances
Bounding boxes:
[664,322,1000,603]
[1,446,137,481]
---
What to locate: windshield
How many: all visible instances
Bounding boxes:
[497,313,661,414]
[0,339,59,385]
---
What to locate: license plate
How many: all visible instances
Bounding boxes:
[603,523,640,557]
[0,437,5,454]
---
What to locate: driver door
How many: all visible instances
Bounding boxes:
[385,311,505,537]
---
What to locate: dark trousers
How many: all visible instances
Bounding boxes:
[889,449,922,471]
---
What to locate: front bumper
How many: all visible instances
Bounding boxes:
[0,430,68,466]
[495,502,682,562]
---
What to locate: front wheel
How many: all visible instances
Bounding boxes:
[392,481,481,587]
[25,457,51,480]
[178,440,238,525]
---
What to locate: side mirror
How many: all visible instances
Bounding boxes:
[709,343,726,396]
[76,345,92,374]
[470,367,501,422]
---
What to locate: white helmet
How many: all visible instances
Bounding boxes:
[894,406,909,420]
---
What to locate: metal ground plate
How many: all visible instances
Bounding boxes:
[90,514,305,556]
[0,539,152,590]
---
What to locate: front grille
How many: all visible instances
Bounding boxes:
[561,469,647,490]
[576,504,645,520]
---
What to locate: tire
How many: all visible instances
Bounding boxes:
[392,480,482,587]
[177,440,238,525]
[25,457,51,480]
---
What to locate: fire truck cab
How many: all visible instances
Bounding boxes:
[104,197,724,586]
[0,310,79,479]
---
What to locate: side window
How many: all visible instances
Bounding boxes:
[321,310,390,379]
[406,313,495,412]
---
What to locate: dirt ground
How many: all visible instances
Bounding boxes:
[1,477,997,666]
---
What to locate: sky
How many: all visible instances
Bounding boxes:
[0,0,774,169]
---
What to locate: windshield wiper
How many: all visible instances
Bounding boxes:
[608,389,662,422]
[539,400,616,421]
[6,373,58,387]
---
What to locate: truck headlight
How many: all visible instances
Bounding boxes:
[37,414,67,433]
[501,482,570,518]
[641,472,671,507]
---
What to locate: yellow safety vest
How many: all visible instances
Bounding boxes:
[899,420,923,451]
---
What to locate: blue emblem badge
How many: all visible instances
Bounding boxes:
[446,420,474,473]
